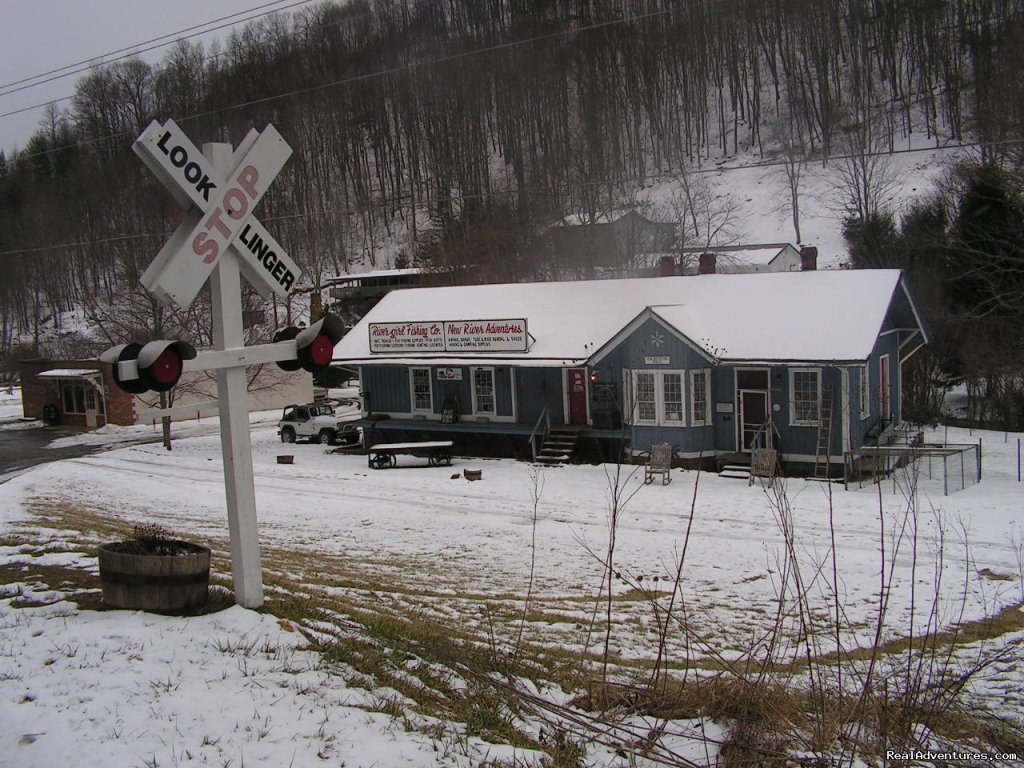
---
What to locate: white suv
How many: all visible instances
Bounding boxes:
[277,403,360,446]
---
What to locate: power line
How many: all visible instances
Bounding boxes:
[11,6,673,158]
[0,0,297,95]
[0,3,376,125]
[0,0,320,126]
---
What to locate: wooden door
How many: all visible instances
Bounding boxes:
[568,368,588,425]
[739,390,768,451]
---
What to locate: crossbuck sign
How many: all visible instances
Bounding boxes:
[134,119,301,308]
[134,121,305,608]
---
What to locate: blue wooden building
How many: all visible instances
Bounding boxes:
[331,269,928,472]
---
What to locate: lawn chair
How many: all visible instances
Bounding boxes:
[644,442,673,485]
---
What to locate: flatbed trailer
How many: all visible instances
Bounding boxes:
[367,440,454,469]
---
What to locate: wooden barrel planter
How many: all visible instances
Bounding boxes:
[98,541,211,614]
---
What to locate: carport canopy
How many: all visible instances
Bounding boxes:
[36,369,101,379]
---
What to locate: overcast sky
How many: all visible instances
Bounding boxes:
[0,0,310,154]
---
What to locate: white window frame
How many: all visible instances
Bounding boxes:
[409,366,433,413]
[690,368,711,426]
[60,380,95,411]
[789,368,821,426]
[632,371,658,425]
[859,363,869,419]
[629,370,688,426]
[470,366,496,416]
[661,371,685,425]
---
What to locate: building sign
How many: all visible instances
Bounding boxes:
[644,355,671,365]
[437,368,463,381]
[369,319,528,354]
[369,322,445,352]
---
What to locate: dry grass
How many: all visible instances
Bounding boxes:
[5,489,1024,767]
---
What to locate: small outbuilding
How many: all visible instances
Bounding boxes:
[18,358,313,429]
[332,269,928,472]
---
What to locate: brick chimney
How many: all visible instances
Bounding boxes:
[698,252,716,275]
[800,246,818,271]
[658,255,676,276]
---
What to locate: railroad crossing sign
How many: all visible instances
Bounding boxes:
[130,123,307,608]
[133,119,302,309]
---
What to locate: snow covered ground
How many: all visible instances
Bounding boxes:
[1,417,1022,766]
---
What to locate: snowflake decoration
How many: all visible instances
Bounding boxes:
[650,331,665,348]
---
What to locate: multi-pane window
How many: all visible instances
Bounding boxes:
[60,382,102,414]
[472,367,496,414]
[690,369,710,425]
[790,369,820,425]
[635,372,657,423]
[411,367,432,412]
[662,373,684,422]
[629,371,698,426]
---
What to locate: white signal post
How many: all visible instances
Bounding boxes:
[131,122,302,608]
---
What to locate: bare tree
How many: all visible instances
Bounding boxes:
[827,128,900,222]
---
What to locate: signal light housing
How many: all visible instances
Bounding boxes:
[274,314,344,373]
[100,340,197,394]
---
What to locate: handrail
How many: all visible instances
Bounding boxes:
[529,404,550,462]
[750,417,780,452]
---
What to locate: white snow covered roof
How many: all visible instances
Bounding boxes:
[716,247,790,267]
[37,368,101,378]
[334,270,919,366]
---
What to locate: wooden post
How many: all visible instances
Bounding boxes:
[206,142,264,609]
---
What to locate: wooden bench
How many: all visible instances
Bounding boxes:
[368,440,454,469]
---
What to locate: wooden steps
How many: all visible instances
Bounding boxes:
[534,428,579,466]
[719,464,751,480]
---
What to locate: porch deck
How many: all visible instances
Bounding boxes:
[354,417,630,461]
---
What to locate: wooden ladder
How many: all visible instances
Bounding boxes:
[813,380,834,479]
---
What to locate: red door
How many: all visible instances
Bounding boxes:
[568,368,588,425]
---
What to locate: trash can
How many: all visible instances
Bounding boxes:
[42,404,60,426]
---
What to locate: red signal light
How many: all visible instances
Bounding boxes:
[151,347,184,387]
[306,335,334,368]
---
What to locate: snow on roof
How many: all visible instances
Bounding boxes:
[716,247,790,267]
[37,368,101,378]
[334,270,909,365]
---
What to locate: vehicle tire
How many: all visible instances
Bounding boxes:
[281,428,296,444]
[318,429,335,446]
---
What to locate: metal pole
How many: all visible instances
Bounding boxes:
[206,142,264,609]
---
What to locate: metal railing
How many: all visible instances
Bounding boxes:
[843,443,981,495]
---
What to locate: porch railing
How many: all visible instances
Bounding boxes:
[529,404,551,462]
[750,417,780,453]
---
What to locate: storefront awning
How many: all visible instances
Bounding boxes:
[36,368,101,379]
